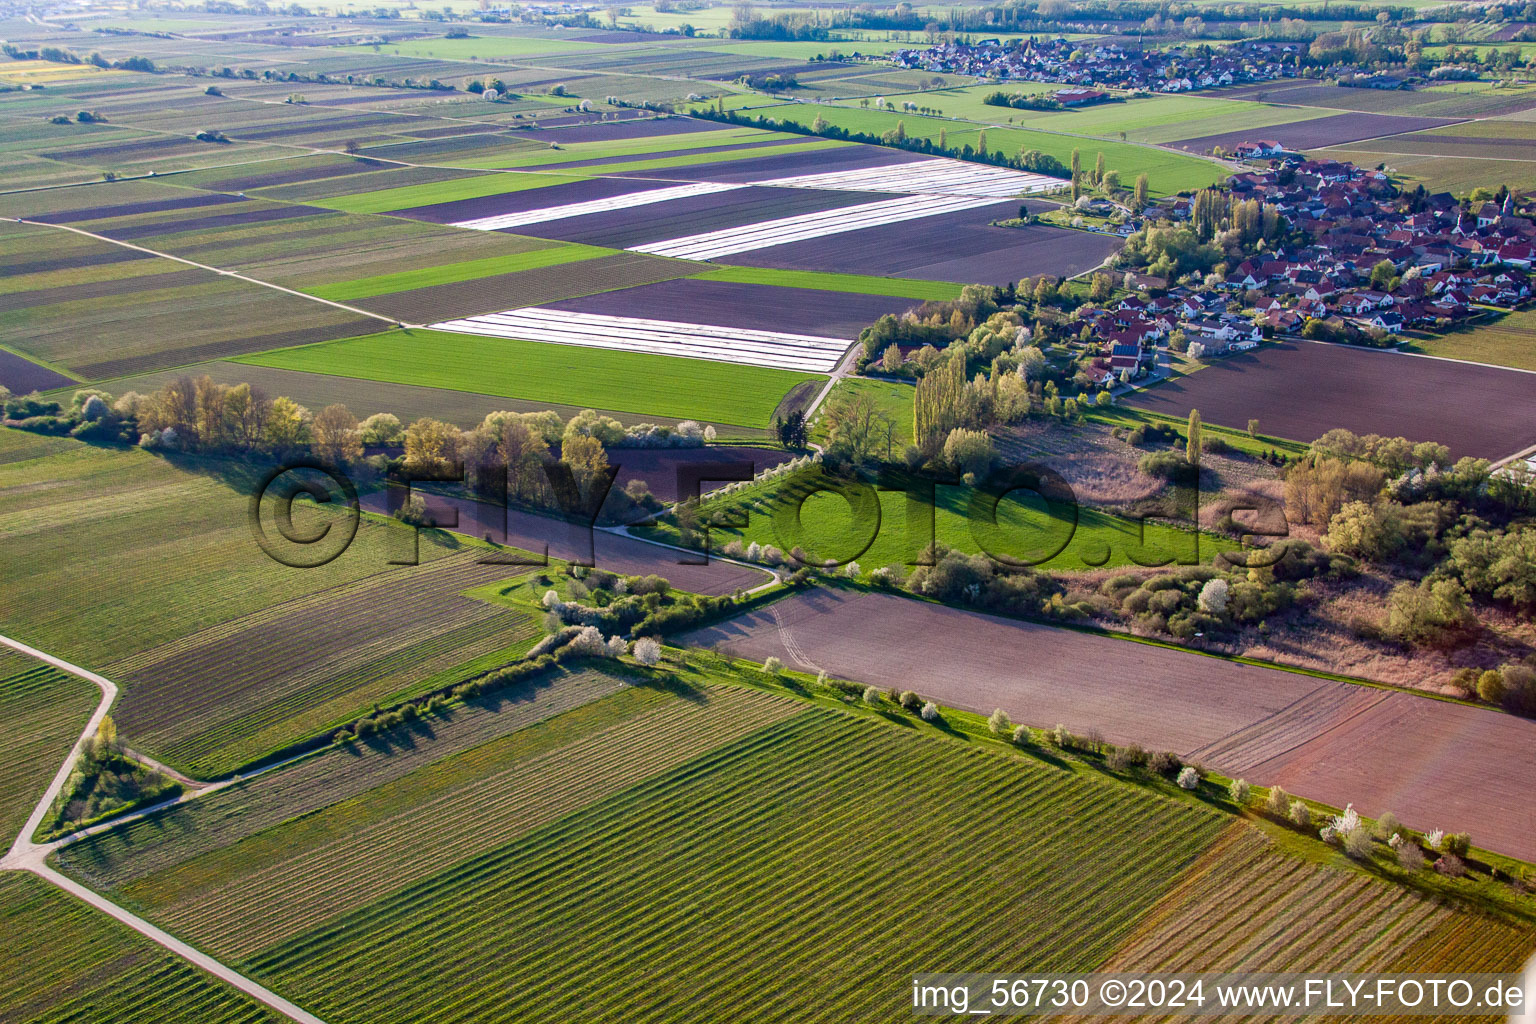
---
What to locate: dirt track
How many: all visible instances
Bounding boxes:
[682,588,1536,860]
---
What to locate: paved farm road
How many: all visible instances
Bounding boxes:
[683,588,1536,862]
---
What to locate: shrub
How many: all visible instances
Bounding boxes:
[1443,832,1472,858]
[1106,744,1147,772]
[899,690,921,710]
[1343,826,1373,860]
[762,655,783,675]
[1176,766,1200,790]
[1266,785,1289,817]
[1396,840,1425,872]
[1048,723,1070,748]
[1011,723,1031,745]
[632,637,662,666]
[567,626,608,656]
[919,700,940,722]
[1149,751,1181,776]
[987,708,1011,735]
[1289,800,1312,828]
[332,729,353,746]
[400,703,419,721]
[1374,811,1402,840]
[1476,669,1505,704]
[861,686,881,705]
[1435,853,1467,878]
[1228,778,1251,806]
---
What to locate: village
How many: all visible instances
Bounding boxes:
[1075,154,1536,387]
[891,38,1316,94]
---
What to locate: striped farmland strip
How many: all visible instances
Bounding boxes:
[429,308,849,372]
[626,194,1004,260]
[753,158,1064,197]
[449,182,747,231]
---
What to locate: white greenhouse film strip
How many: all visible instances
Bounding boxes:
[429,308,848,372]
[626,193,1003,260]
[753,158,1063,197]
[448,182,746,230]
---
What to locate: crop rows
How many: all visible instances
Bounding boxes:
[242,708,1224,1023]
[1079,827,1536,1022]
[0,446,458,677]
[239,327,821,429]
[141,685,800,957]
[112,554,541,776]
[755,157,1062,197]
[432,308,849,372]
[0,874,281,1024]
[630,193,1004,260]
[449,181,746,231]
[59,667,629,891]
[0,661,97,841]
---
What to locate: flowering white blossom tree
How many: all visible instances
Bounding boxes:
[633,637,662,665]
[920,701,940,722]
[1176,766,1200,790]
[1198,578,1229,614]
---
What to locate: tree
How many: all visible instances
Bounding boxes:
[1198,577,1229,613]
[1369,258,1397,290]
[775,409,808,448]
[943,427,994,478]
[1247,418,1259,437]
[987,707,1011,734]
[222,383,271,447]
[311,404,362,464]
[1185,408,1202,464]
[264,396,311,449]
[403,417,460,473]
[358,412,403,446]
[1384,577,1474,648]
[1089,272,1113,302]
[633,637,662,665]
[1070,147,1081,201]
[1094,150,1105,185]
[561,432,609,493]
[913,353,966,450]
[1134,173,1150,210]
[824,391,893,464]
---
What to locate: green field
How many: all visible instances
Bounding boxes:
[1319,147,1536,195]
[813,376,918,442]
[0,873,282,1023]
[898,89,1332,146]
[729,102,1227,194]
[1400,309,1536,371]
[571,138,846,174]
[656,462,1230,572]
[336,34,608,60]
[304,243,611,301]
[457,126,801,169]
[690,265,964,300]
[237,328,824,429]
[312,171,587,215]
